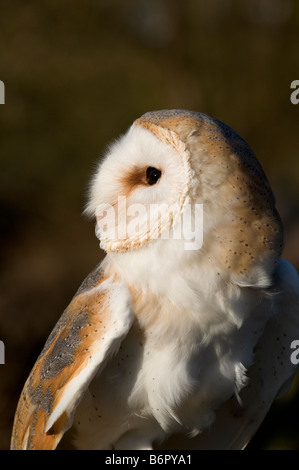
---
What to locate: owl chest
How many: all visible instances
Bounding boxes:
[74,308,245,450]
[86,320,194,404]
[92,316,220,432]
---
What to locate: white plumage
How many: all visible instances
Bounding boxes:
[11,110,299,450]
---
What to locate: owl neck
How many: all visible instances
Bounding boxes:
[103,239,270,336]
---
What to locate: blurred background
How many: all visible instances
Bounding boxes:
[0,0,299,450]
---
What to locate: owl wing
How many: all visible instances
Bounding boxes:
[159,258,299,450]
[10,265,133,450]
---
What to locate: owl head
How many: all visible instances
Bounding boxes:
[86,110,283,288]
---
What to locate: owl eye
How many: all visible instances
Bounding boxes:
[146,167,162,185]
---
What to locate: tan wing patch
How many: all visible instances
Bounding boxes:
[11,266,133,450]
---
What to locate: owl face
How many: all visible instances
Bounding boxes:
[86,120,198,252]
[87,110,283,289]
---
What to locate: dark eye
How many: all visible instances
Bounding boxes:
[146,167,162,185]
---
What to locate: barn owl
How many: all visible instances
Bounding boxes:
[11,109,299,450]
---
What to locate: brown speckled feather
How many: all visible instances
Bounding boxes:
[11,265,133,450]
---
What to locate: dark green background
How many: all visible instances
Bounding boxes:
[1,0,299,450]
